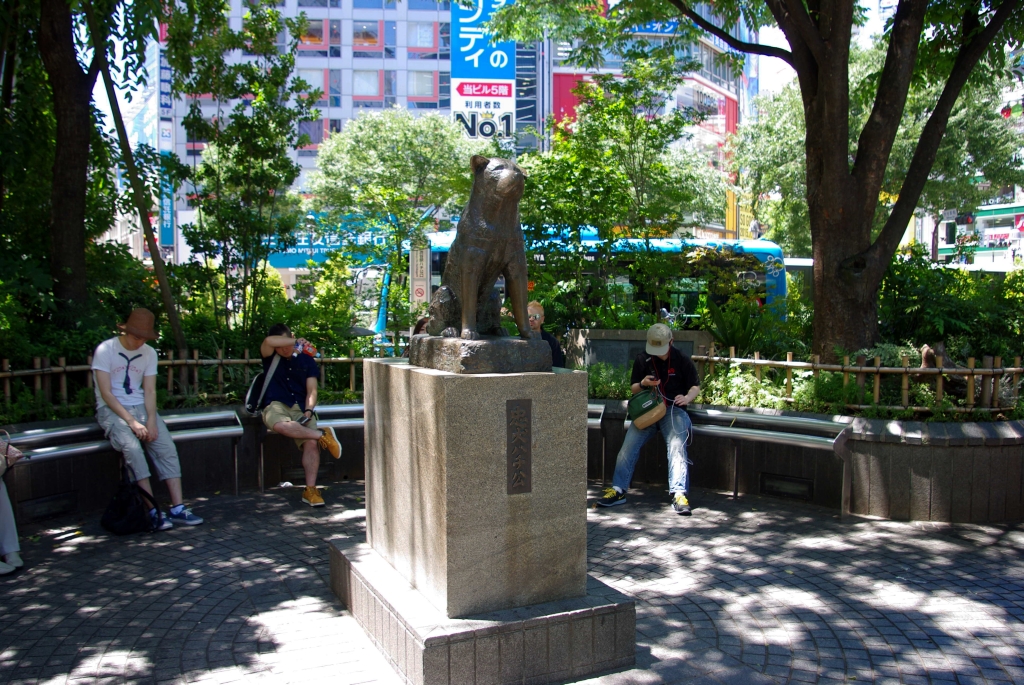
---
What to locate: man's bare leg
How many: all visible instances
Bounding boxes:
[272,420,322,442]
[301,440,320,488]
[135,476,183,507]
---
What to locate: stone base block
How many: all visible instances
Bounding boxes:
[409,335,552,374]
[330,539,636,685]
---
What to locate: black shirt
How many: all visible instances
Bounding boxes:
[261,353,319,410]
[630,347,699,404]
[541,331,565,368]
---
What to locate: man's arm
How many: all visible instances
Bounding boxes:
[95,370,148,441]
[260,333,295,358]
[143,375,159,441]
[673,385,700,407]
[304,376,318,418]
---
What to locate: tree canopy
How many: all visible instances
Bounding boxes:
[491,0,1024,359]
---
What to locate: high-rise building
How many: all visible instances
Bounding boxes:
[111,0,756,273]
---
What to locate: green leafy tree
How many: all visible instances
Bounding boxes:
[309,108,483,332]
[735,46,1024,261]
[491,0,1024,360]
[165,0,319,339]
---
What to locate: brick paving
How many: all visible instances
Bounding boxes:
[1,482,1023,685]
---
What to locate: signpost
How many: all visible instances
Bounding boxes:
[410,247,430,305]
[452,0,516,141]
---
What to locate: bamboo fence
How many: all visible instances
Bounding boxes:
[692,345,1021,413]
[3,345,1020,413]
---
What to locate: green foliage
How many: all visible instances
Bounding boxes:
[732,44,1024,257]
[878,244,1024,360]
[585,363,633,400]
[165,0,317,339]
[704,299,762,356]
[310,109,484,332]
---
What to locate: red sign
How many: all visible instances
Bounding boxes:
[414,286,426,299]
[1015,214,1024,231]
[455,82,512,97]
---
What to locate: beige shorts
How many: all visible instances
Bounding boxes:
[262,401,318,449]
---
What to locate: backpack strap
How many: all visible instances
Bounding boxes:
[256,354,281,409]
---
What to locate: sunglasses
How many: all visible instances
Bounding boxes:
[528,314,542,321]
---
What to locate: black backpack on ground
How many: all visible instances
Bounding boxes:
[101,463,159,535]
[244,354,280,417]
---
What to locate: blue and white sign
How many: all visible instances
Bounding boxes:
[159,51,173,118]
[452,0,516,140]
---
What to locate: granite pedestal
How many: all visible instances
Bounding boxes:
[329,358,635,684]
[409,335,553,374]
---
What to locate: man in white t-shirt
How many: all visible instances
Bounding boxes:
[92,309,203,530]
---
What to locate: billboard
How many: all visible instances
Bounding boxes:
[452,0,516,140]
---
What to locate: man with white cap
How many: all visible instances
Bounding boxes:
[597,323,700,515]
[92,308,203,530]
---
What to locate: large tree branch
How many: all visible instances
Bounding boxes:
[781,0,826,63]
[850,0,928,197]
[865,0,1021,282]
[663,0,795,65]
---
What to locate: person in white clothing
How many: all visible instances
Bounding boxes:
[0,434,25,573]
[92,309,203,530]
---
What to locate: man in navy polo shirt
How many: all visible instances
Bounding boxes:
[260,323,341,507]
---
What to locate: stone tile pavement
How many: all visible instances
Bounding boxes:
[1,482,1023,685]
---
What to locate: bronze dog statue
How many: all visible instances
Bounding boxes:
[426,155,534,340]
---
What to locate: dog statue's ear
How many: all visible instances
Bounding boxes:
[471,155,490,173]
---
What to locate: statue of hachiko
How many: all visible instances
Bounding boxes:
[427,155,534,340]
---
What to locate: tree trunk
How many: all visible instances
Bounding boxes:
[931,213,940,262]
[96,52,189,353]
[38,0,97,307]
[0,0,19,216]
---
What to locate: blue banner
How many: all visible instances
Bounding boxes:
[451,0,516,81]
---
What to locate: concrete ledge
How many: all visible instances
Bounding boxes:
[329,539,636,685]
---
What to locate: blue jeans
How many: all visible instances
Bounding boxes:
[612,405,692,495]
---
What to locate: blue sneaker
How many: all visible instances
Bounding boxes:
[152,511,173,531]
[168,506,204,526]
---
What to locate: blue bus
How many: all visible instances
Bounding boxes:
[423,229,788,317]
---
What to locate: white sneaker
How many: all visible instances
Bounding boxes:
[0,560,15,575]
[4,552,23,568]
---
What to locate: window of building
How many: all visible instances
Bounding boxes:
[298,0,327,6]
[408,0,449,9]
[328,69,342,107]
[409,22,433,47]
[439,70,450,108]
[329,119,342,134]
[299,120,324,145]
[408,71,434,98]
[353,0,396,8]
[298,69,326,105]
[353,70,380,96]
[302,21,324,45]
[384,69,397,107]
[384,21,396,58]
[439,22,450,59]
[354,21,379,48]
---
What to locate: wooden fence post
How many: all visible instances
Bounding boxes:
[217,349,224,395]
[320,358,326,387]
[812,355,820,379]
[58,357,67,405]
[872,356,881,405]
[1014,357,1021,406]
[348,344,356,393]
[980,356,993,408]
[936,354,944,404]
[855,355,867,391]
[843,355,850,387]
[785,351,793,398]
[33,357,41,395]
[993,356,1002,408]
[244,349,251,384]
[167,350,174,395]
[966,357,976,408]
[41,356,51,402]
[193,349,199,392]
[729,346,735,359]
[901,356,909,408]
[754,351,761,382]
[2,359,9,404]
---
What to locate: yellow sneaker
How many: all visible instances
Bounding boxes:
[301,486,325,507]
[318,427,342,459]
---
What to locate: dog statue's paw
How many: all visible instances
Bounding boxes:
[441,327,460,338]
[461,329,480,341]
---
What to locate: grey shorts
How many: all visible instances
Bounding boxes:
[97,405,181,481]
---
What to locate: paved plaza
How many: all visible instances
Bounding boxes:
[1,482,1023,685]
